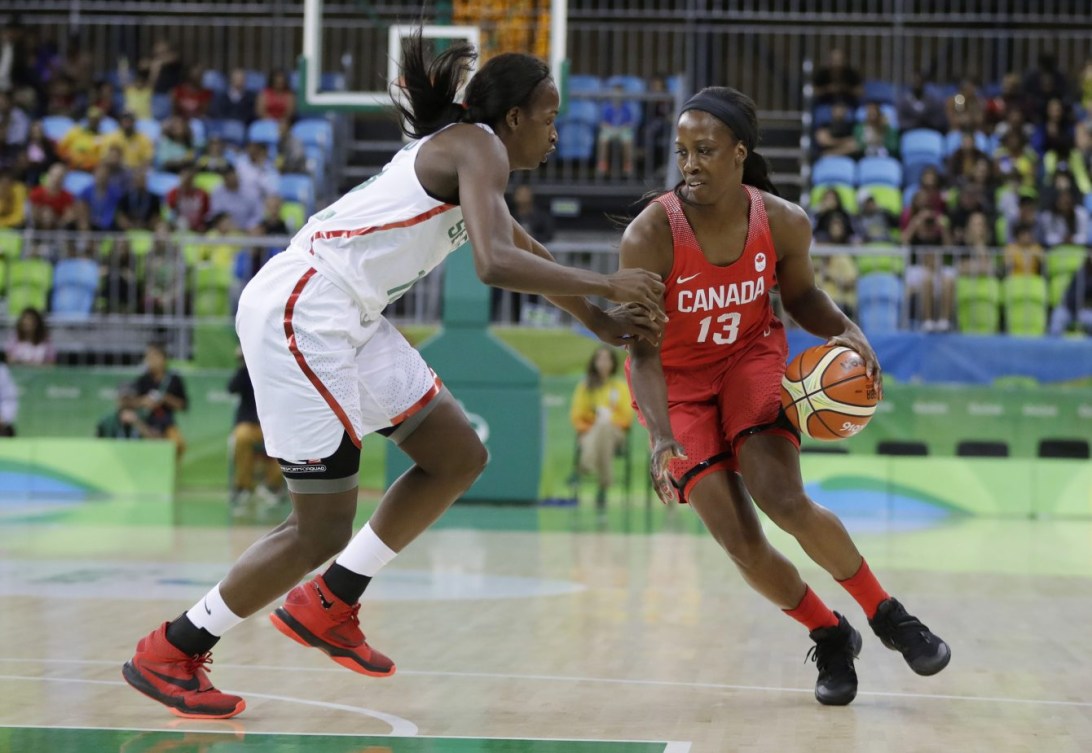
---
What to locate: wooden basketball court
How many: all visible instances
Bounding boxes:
[1,499,1090,752]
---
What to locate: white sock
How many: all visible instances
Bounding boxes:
[185,583,245,637]
[334,522,398,577]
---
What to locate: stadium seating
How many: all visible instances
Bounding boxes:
[811,155,856,186]
[854,103,899,129]
[135,118,161,142]
[7,258,53,317]
[201,69,227,93]
[146,171,181,198]
[0,229,23,261]
[278,173,316,211]
[193,264,233,317]
[190,118,207,148]
[247,118,280,145]
[279,201,306,233]
[858,184,902,216]
[856,272,903,334]
[555,120,596,161]
[151,94,172,120]
[1044,245,1087,305]
[856,156,902,187]
[194,172,224,194]
[291,119,333,151]
[1002,274,1048,336]
[900,129,945,162]
[810,184,858,214]
[63,170,95,196]
[943,129,990,156]
[862,79,899,105]
[244,70,268,92]
[50,258,101,319]
[565,99,601,125]
[855,243,906,275]
[42,116,75,142]
[208,119,247,146]
[955,275,1001,334]
[567,74,602,95]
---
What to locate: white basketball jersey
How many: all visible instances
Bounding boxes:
[284,123,487,322]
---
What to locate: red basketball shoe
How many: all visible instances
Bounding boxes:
[122,623,246,719]
[269,575,395,677]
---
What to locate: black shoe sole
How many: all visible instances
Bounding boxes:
[122,661,245,719]
[270,607,395,677]
[815,626,863,707]
[908,640,951,676]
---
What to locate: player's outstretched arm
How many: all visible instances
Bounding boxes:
[770,195,882,389]
[453,126,664,310]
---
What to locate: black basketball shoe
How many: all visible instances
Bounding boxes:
[868,597,951,676]
[807,612,862,706]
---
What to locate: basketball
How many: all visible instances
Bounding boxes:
[780,345,879,441]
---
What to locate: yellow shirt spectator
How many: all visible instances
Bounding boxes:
[570,347,633,509]
[58,124,105,171]
[570,375,633,433]
[0,178,27,228]
[104,120,155,170]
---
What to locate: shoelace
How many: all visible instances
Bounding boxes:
[183,652,213,676]
[805,640,853,672]
[882,611,931,648]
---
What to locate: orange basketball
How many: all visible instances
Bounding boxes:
[780,345,879,441]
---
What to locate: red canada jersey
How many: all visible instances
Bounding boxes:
[654,185,780,370]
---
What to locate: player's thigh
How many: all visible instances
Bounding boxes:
[396,393,488,479]
[687,470,768,554]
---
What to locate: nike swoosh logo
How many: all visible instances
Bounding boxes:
[203,599,212,615]
[146,667,201,691]
[676,273,701,284]
[313,583,334,610]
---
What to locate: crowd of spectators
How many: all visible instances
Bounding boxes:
[808,49,1092,335]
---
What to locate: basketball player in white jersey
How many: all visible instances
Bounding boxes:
[122,32,665,719]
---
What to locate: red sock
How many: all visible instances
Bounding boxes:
[783,586,839,632]
[837,558,890,619]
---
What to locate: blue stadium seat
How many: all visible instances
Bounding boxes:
[943,129,990,156]
[209,118,247,146]
[811,155,856,186]
[42,115,75,142]
[189,118,207,148]
[902,158,941,188]
[566,99,601,126]
[863,80,899,105]
[900,129,945,161]
[244,70,268,92]
[857,273,903,335]
[567,74,603,95]
[136,118,161,142]
[924,82,958,101]
[903,184,920,207]
[304,145,327,182]
[291,118,333,151]
[247,118,280,145]
[50,258,101,319]
[278,173,315,211]
[665,75,684,95]
[85,116,119,135]
[146,171,180,198]
[811,104,835,129]
[605,75,647,94]
[1086,193,1092,214]
[854,103,899,130]
[856,156,902,187]
[151,93,173,120]
[201,69,227,93]
[555,119,596,161]
[320,72,346,91]
[63,170,95,196]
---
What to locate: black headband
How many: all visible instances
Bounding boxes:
[680,92,754,150]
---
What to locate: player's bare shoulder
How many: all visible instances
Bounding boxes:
[620,198,673,277]
[759,191,812,259]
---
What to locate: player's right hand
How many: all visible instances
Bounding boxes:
[604,269,665,317]
[649,436,687,505]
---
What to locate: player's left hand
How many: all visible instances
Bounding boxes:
[593,303,666,347]
[828,325,883,399]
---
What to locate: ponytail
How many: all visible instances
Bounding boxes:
[393,29,477,139]
[743,149,779,196]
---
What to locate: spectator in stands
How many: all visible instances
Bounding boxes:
[854,102,898,157]
[97,384,161,440]
[1032,98,1074,156]
[256,69,295,123]
[512,184,554,241]
[116,165,161,230]
[993,127,1039,188]
[253,194,288,236]
[144,228,185,315]
[228,349,284,509]
[643,75,673,170]
[16,120,56,186]
[947,130,990,185]
[570,346,633,512]
[1048,252,1092,336]
[0,20,29,98]
[197,211,240,269]
[814,251,858,322]
[129,341,188,459]
[172,64,212,121]
[596,84,637,177]
[945,77,986,132]
[90,80,120,119]
[814,102,859,157]
[814,209,855,244]
[0,91,29,159]
[903,191,954,332]
[212,68,256,123]
[57,105,106,170]
[105,111,154,170]
[234,140,279,198]
[1038,189,1089,247]
[154,116,195,172]
[28,163,77,229]
[76,162,123,231]
[58,42,92,94]
[275,118,308,175]
[985,73,1026,131]
[897,71,946,132]
[209,165,262,234]
[854,188,899,243]
[993,106,1032,142]
[195,135,232,174]
[0,169,26,228]
[812,48,861,107]
[812,187,854,240]
[902,165,947,222]
[166,163,209,232]
[101,235,138,313]
[1022,53,1069,122]
[148,39,183,96]
[1005,193,1040,243]
[1043,145,1091,198]
[6,306,55,365]
[99,143,129,192]
[957,211,998,277]
[0,349,15,437]
[960,155,997,201]
[44,75,78,118]
[948,184,993,244]
[1004,222,1044,276]
[123,65,153,120]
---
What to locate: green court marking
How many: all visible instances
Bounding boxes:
[0,727,669,753]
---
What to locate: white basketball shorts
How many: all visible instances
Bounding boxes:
[235,251,442,462]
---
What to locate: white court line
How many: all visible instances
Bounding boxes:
[0,674,418,736]
[4,657,1089,710]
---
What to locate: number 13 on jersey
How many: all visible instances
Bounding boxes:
[696,312,741,344]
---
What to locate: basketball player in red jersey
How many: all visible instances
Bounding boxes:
[622,87,950,706]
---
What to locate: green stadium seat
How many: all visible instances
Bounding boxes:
[7,258,53,317]
[126,229,155,259]
[1002,274,1047,336]
[1049,274,1072,307]
[855,243,906,275]
[193,263,232,317]
[0,229,23,261]
[1044,245,1087,305]
[810,183,858,215]
[858,183,902,216]
[194,171,225,194]
[955,276,1001,334]
[279,201,307,233]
